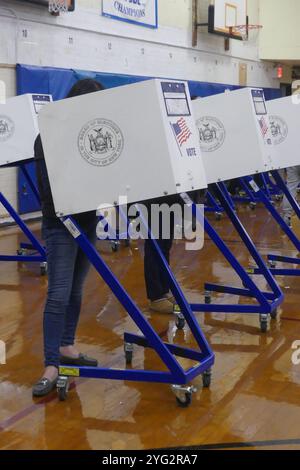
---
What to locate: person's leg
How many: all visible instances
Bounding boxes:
[43,222,78,369]
[33,220,78,396]
[60,219,97,354]
[144,238,169,301]
[157,238,173,293]
[282,166,300,223]
[144,211,175,313]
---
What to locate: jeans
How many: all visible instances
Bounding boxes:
[282,166,300,218]
[42,216,97,368]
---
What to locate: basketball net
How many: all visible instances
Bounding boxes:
[231,24,263,44]
[48,0,69,14]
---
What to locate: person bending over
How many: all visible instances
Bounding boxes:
[33,79,105,397]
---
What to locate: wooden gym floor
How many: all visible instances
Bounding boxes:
[0,205,299,451]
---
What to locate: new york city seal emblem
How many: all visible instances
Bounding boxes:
[78,118,124,167]
[0,116,14,142]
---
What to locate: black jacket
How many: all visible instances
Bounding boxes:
[34,135,96,225]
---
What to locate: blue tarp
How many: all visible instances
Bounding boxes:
[16,63,282,213]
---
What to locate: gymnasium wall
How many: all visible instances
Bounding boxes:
[0,0,281,86]
[260,0,300,63]
[0,0,282,218]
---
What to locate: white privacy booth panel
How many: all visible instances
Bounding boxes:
[267,96,300,170]
[0,94,52,166]
[193,88,278,184]
[38,79,207,216]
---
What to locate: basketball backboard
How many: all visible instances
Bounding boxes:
[208,0,247,40]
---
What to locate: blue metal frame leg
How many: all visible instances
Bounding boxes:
[59,215,214,400]
[238,177,258,205]
[0,192,46,265]
[20,164,41,206]
[218,181,236,211]
[205,190,224,217]
[131,192,282,334]
[264,172,282,198]
[18,165,46,259]
[244,175,300,277]
[185,188,283,325]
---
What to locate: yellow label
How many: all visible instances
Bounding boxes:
[59,367,80,377]
[246,269,254,274]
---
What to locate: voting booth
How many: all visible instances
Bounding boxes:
[189,88,283,331]
[192,88,279,184]
[38,79,214,407]
[0,93,51,272]
[0,94,52,167]
[39,79,207,216]
[192,88,299,282]
[267,95,300,169]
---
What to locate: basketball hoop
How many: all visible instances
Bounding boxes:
[48,0,69,14]
[231,24,263,43]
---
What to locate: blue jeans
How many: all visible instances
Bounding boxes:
[42,217,97,368]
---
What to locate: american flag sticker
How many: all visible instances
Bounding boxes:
[259,117,269,137]
[171,118,192,147]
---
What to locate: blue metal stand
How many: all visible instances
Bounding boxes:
[133,191,282,333]
[234,173,279,208]
[218,181,236,211]
[243,172,300,277]
[0,192,46,271]
[205,190,224,220]
[182,189,283,331]
[58,214,215,407]
[236,177,258,206]
[264,172,283,200]
[19,164,41,206]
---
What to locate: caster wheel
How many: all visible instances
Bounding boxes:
[58,386,68,401]
[215,212,222,221]
[269,261,277,269]
[40,262,48,276]
[260,314,268,333]
[111,242,119,253]
[57,376,69,401]
[270,309,277,320]
[250,202,256,211]
[176,392,192,408]
[17,249,26,256]
[175,316,185,330]
[260,321,268,333]
[124,239,130,248]
[202,369,212,388]
[125,351,133,365]
[124,343,134,365]
[204,295,211,305]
